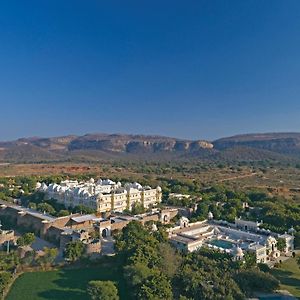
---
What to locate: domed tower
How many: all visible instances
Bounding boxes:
[233,246,244,261]
[288,226,296,236]
[208,211,214,220]
[156,186,162,203]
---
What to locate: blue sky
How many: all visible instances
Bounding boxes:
[1,1,300,141]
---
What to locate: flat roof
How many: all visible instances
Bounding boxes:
[71,214,98,223]
[170,234,203,245]
[0,200,55,222]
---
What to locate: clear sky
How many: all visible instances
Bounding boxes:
[1,1,300,141]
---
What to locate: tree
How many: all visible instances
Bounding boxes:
[87,280,119,300]
[277,238,286,252]
[0,251,20,272]
[21,250,35,266]
[0,272,11,295]
[137,273,173,300]
[64,240,85,262]
[158,243,182,278]
[235,269,279,296]
[244,251,256,268]
[131,203,145,215]
[72,205,95,215]
[37,202,55,215]
[124,262,154,288]
[36,247,58,267]
[58,210,69,217]
[17,232,35,247]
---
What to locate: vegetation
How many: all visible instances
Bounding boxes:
[234,269,279,296]
[271,256,300,298]
[87,280,119,300]
[64,240,85,262]
[6,265,129,300]
[115,220,280,299]
[0,163,300,298]
[0,271,11,295]
[36,247,58,268]
[16,232,35,247]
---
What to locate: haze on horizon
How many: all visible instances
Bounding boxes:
[1,1,300,141]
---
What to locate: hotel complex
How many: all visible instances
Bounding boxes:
[169,216,295,264]
[37,178,162,213]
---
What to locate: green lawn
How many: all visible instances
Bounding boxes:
[6,264,129,300]
[271,256,300,298]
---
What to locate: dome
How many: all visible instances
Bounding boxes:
[152,224,158,232]
[208,211,214,220]
[236,247,244,256]
[156,186,162,193]
[288,226,296,234]
[41,183,48,191]
[36,182,42,189]
[89,178,95,184]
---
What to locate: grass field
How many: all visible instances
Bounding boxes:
[6,265,129,300]
[271,257,300,298]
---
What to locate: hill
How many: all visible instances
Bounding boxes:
[213,133,300,156]
[0,132,300,163]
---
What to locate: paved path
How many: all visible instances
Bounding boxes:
[101,236,115,256]
[31,237,56,251]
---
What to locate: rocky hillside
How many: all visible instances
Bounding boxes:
[1,132,300,163]
[0,134,213,162]
[213,133,300,156]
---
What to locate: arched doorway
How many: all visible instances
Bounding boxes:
[101,228,108,238]
[163,215,169,223]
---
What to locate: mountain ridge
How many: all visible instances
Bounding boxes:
[1,132,300,163]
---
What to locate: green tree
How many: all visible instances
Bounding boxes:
[0,271,11,295]
[131,203,145,215]
[137,273,173,300]
[64,240,85,262]
[36,247,58,267]
[17,232,35,247]
[21,251,35,266]
[276,238,286,252]
[87,280,119,300]
[0,251,20,272]
[124,262,154,288]
[158,243,182,278]
[58,210,69,217]
[244,251,256,268]
[235,269,279,296]
[37,202,55,215]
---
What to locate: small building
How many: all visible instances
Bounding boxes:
[235,218,262,232]
[60,228,101,256]
[0,228,15,248]
[248,243,267,263]
[278,233,295,253]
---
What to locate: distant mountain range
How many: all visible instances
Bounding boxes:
[1,132,300,163]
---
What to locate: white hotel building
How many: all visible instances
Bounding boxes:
[37,178,162,213]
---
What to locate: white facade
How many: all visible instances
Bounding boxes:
[168,218,294,264]
[38,179,162,213]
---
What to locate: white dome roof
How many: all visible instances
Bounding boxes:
[152,224,158,231]
[235,247,244,256]
[208,212,214,219]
